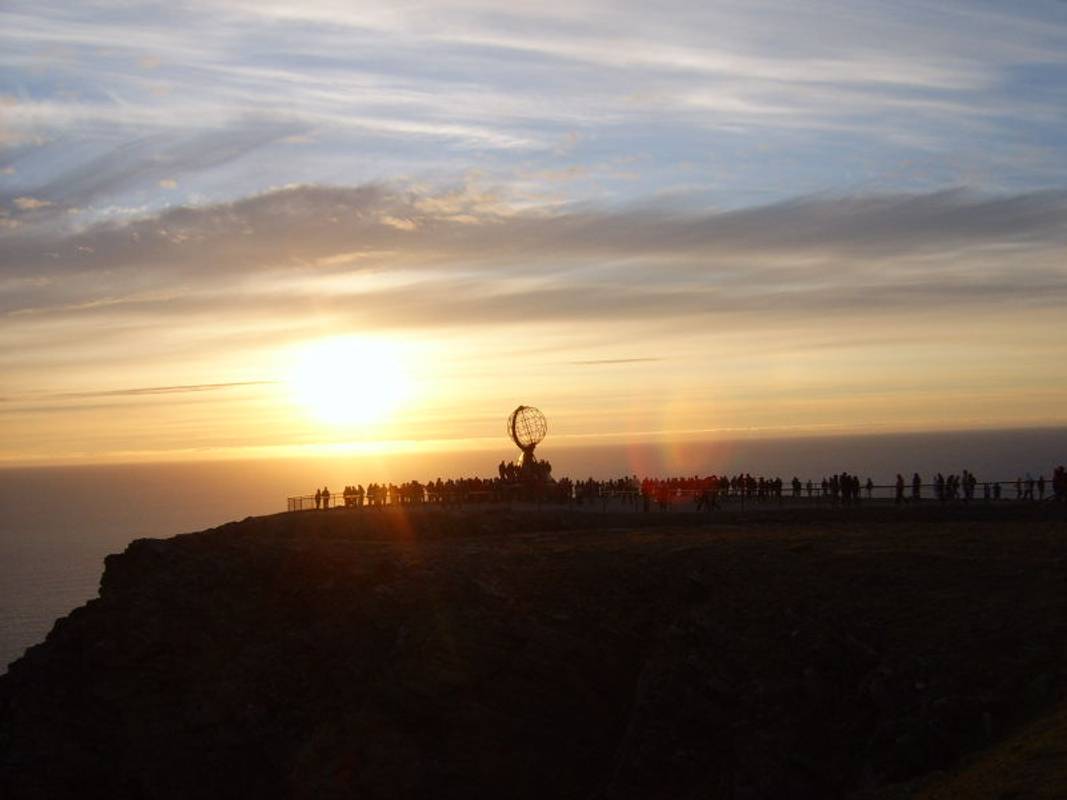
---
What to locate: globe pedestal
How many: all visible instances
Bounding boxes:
[517,449,551,485]
[518,447,538,470]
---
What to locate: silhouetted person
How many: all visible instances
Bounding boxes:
[865,477,873,500]
[1037,475,1045,500]
[962,470,974,502]
[315,488,322,510]
[322,486,331,509]
[895,474,905,504]
[696,489,718,512]
[912,473,921,501]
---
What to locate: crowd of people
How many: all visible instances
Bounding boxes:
[888,470,1061,504]
[300,464,1067,511]
[313,478,516,509]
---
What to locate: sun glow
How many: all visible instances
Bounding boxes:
[286,336,414,426]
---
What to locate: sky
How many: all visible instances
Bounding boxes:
[2,0,1067,466]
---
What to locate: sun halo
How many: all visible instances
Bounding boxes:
[287,336,413,427]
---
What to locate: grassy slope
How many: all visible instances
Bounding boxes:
[909,699,1067,800]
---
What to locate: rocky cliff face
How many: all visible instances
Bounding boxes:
[1,506,1064,799]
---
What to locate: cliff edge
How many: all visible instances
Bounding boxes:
[1,506,1065,799]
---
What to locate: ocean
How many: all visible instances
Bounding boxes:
[3,426,1066,672]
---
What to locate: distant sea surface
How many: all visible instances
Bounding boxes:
[3,426,1066,672]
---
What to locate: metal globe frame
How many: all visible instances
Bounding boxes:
[507,405,547,468]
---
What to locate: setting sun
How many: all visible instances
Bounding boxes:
[286,336,414,426]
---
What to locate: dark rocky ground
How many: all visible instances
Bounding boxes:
[1,503,1065,799]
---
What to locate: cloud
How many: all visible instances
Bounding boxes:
[2,380,278,404]
[5,182,1066,274]
[0,118,309,224]
[3,0,1066,216]
[12,196,52,210]
[2,183,1065,333]
[569,357,664,365]
[54,380,278,399]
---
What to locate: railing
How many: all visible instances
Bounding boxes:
[570,480,1051,510]
[287,479,1055,512]
[287,489,502,511]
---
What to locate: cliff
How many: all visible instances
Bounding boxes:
[1,505,1065,799]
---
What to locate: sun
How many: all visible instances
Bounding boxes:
[286,336,413,426]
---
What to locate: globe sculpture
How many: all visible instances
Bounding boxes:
[507,405,547,471]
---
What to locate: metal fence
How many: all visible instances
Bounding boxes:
[287,489,501,511]
[287,479,1054,512]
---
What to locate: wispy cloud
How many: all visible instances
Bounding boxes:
[42,380,278,400]
[2,183,1066,331]
[569,357,665,366]
[0,381,279,414]
[1,118,309,227]
[3,0,1066,219]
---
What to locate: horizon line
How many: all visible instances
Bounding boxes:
[2,421,1066,471]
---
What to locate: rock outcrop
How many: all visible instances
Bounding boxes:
[1,505,1064,799]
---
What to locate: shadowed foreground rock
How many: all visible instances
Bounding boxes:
[1,505,1065,799]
